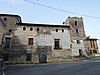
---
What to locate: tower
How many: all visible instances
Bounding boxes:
[64,16,87,56]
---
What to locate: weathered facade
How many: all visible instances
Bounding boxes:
[0,14,95,63]
[84,37,99,56]
[63,16,87,56]
[0,14,72,63]
[0,14,23,63]
[14,23,72,62]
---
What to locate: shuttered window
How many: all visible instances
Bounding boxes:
[28,38,34,45]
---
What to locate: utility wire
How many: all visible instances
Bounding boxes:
[24,0,100,19]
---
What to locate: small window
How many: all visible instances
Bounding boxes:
[30,27,33,31]
[9,29,12,32]
[62,29,64,32]
[23,27,26,31]
[93,50,97,53]
[26,54,32,61]
[4,17,7,21]
[79,49,83,56]
[76,29,78,33]
[77,40,80,44]
[70,44,72,48]
[75,21,77,25]
[54,39,60,49]
[56,29,58,32]
[28,38,34,45]
[63,22,65,24]
[37,28,39,31]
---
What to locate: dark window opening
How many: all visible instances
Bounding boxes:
[54,39,61,49]
[79,49,83,56]
[62,29,64,32]
[90,50,92,55]
[93,50,97,53]
[3,54,9,61]
[77,40,80,44]
[90,41,92,47]
[4,17,7,21]
[93,41,96,47]
[70,44,72,48]
[30,27,33,31]
[4,37,11,49]
[56,29,58,32]
[76,29,78,33]
[37,28,39,31]
[23,27,26,31]
[75,21,77,25]
[9,29,12,32]
[26,54,32,61]
[28,38,33,45]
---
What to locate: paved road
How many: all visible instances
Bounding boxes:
[0,59,100,75]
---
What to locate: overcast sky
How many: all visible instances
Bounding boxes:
[0,0,100,38]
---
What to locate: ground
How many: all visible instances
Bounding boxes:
[0,59,100,75]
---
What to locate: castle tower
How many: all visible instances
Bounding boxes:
[0,14,22,49]
[63,16,87,56]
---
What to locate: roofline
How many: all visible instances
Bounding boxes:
[16,23,70,28]
[0,14,21,18]
[85,38,97,40]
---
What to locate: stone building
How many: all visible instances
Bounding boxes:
[0,14,72,63]
[63,16,87,56]
[15,23,71,62]
[0,14,22,63]
[0,14,93,63]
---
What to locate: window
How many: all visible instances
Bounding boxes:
[93,50,97,53]
[54,39,61,49]
[93,40,96,47]
[4,37,11,49]
[70,44,72,48]
[90,41,92,47]
[37,28,39,31]
[28,38,34,45]
[4,17,7,21]
[76,29,78,33]
[9,29,12,32]
[75,21,78,25]
[23,27,26,31]
[56,29,58,32]
[26,54,32,61]
[90,50,92,55]
[16,17,22,23]
[30,27,33,31]
[79,49,83,56]
[90,41,94,48]
[77,40,80,44]
[62,29,64,32]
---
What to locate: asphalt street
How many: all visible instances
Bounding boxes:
[0,59,100,75]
